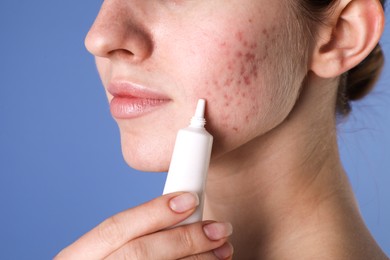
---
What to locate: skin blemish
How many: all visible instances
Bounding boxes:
[235,31,244,42]
[212,79,220,89]
[221,114,230,122]
[253,70,258,79]
[245,53,255,62]
[224,77,234,87]
[224,93,234,102]
[244,76,251,85]
[206,25,274,132]
[262,29,269,38]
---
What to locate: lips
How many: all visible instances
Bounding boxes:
[107,81,170,119]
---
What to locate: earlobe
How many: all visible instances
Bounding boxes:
[310,0,385,78]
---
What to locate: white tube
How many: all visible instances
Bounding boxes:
[163,99,213,225]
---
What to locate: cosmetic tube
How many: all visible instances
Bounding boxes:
[163,99,213,225]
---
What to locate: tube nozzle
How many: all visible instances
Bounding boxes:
[191,99,207,127]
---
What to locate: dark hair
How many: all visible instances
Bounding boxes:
[297,0,386,116]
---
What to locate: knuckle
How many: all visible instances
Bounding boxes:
[183,253,218,260]
[125,239,149,260]
[179,227,196,251]
[97,215,126,248]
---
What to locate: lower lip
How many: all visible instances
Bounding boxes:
[110,96,169,119]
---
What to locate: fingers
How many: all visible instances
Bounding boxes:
[55,192,199,259]
[179,242,234,260]
[105,221,233,260]
[212,242,234,260]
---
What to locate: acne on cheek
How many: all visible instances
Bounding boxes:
[205,25,277,134]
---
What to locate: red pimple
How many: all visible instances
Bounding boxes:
[244,76,251,85]
[250,43,257,49]
[221,114,230,121]
[250,64,258,77]
[224,77,234,87]
[245,53,255,62]
[235,31,244,41]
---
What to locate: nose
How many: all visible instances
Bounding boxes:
[85,1,152,63]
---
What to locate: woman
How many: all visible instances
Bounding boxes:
[56,0,388,259]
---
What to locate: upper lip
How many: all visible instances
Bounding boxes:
[107,81,170,100]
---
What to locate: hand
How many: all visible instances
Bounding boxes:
[55,192,234,259]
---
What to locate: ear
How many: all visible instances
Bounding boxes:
[310,0,385,78]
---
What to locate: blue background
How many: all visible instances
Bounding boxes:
[0,1,389,258]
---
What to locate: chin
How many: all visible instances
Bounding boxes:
[119,132,173,172]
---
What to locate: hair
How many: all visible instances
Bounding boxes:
[295,0,386,116]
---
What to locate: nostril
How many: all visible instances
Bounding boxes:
[85,6,153,62]
[110,49,138,61]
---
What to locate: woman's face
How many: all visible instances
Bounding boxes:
[85,0,308,171]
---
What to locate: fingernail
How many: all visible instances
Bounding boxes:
[213,242,234,260]
[169,192,199,213]
[203,222,233,241]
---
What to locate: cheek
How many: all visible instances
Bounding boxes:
[201,26,280,147]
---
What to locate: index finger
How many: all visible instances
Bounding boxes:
[55,192,198,259]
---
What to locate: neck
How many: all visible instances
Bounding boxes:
[203,76,387,259]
